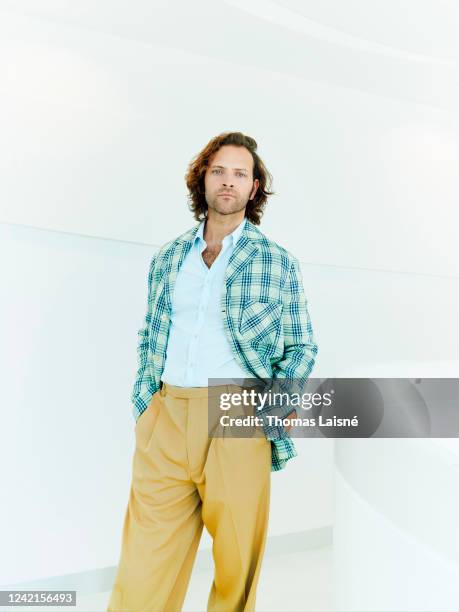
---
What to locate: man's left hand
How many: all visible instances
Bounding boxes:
[283,410,297,432]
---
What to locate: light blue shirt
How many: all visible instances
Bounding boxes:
[161,216,250,387]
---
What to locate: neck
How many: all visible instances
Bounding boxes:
[203,213,245,247]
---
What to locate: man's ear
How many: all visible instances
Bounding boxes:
[250,179,260,200]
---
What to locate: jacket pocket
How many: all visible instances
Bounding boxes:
[239,298,283,342]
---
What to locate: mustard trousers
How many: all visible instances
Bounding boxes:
[107,381,271,612]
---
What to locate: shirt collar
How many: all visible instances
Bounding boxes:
[194,216,247,248]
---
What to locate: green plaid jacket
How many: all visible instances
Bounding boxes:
[132,218,318,471]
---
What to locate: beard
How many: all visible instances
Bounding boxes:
[206,193,248,215]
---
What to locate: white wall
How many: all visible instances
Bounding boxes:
[1,4,459,276]
[1,0,458,593]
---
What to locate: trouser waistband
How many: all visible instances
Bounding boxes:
[161,380,255,399]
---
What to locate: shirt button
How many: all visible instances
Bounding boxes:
[161,314,167,321]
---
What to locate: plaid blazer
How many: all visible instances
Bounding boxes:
[132,218,318,471]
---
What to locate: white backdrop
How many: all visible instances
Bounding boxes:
[1,0,458,605]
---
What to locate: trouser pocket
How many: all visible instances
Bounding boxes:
[134,390,161,451]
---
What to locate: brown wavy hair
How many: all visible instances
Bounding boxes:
[185,131,275,225]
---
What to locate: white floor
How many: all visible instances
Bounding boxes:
[0,546,332,612]
[76,545,332,612]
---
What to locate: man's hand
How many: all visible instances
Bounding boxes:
[282,410,297,432]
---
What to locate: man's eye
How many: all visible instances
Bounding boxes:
[211,169,246,177]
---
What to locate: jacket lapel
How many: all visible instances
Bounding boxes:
[162,227,197,311]
[223,235,259,289]
[223,219,263,288]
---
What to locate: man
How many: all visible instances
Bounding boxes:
[108,132,318,612]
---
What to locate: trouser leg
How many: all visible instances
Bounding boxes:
[107,388,204,612]
[195,394,272,612]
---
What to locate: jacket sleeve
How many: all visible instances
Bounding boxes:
[259,257,318,438]
[130,253,158,420]
[275,257,318,382]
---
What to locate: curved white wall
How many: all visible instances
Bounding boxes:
[334,438,459,611]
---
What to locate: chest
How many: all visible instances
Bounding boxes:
[167,244,226,315]
[201,245,222,269]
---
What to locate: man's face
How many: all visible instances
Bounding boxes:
[204,145,259,217]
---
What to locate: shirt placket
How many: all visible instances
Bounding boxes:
[184,240,216,385]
